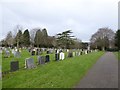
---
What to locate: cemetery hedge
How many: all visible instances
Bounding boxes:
[2,49,104,88]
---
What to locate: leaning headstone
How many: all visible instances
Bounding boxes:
[59,52,65,60]
[25,58,35,69]
[38,56,45,64]
[55,53,59,61]
[45,55,50,62]
[10,61,19,72]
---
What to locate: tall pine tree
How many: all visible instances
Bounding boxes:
[34,29,44,47]
[23,29,30,47]
[14,30,23,48]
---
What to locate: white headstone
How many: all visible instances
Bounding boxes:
[73,52,75,57]
[85,50,87,54]
[59,52,65,60]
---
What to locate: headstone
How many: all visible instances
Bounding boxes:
[25,58,35,69]
[36,49,40,55]
[10,61,19,72]
[73,52,75,57]
[4,50,10,58]
[78,52,80,56]
[59,52,65,60]
[80,51,82,55]
[38,56,45,64]
[31,51,35,56]
[12,49,15,54]
[46,50,50,54]
[14,51,20,58]
[68,52,73,57]
[85,50,87,54]
[0,50,2,54]
[55,53,59,61]
[45,55,50,62]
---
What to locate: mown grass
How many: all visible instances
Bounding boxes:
[114,51,120,60]
[2,50,104,88]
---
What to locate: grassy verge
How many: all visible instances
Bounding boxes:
[2,51,104,88]
[114,52,120,60]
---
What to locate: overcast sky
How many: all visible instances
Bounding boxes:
[0,0,118,42]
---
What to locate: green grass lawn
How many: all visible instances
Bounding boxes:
[2,50,104,88]
[114,52,120,60]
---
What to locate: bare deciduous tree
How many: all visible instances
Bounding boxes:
[90,27,115,50]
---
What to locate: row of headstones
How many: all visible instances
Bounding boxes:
[3,49,21,58]
[30,48,55,56]
[10,50,92,72]
[10,55,50,72]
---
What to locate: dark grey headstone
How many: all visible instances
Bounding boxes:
[38,56,45,64]
[10,61,19,72]
[55,53,59,61]
[46,50,50,54]
[68,52,73,57]
[31,51,35,56]
[45,55,50,62]
[25,58,35,69]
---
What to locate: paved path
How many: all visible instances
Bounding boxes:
[75,52,118,88]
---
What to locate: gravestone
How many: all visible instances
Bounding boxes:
[12,49,15,54]
[36,49,40,55]
[14,51,20,58]
[46,50,50,54]
[4,50,10,58]
[59,52,65,60]
[80,51,82,55]
[25,58,35,69]
[38,56,45,64]
[10,61,19,72]
[55,53,59,61]
[31,51,35,56]
[68,52,73,57]
[85,50,87,54]
[73,52,75,57]
[78,52,80,56]
[45,55,50,62]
